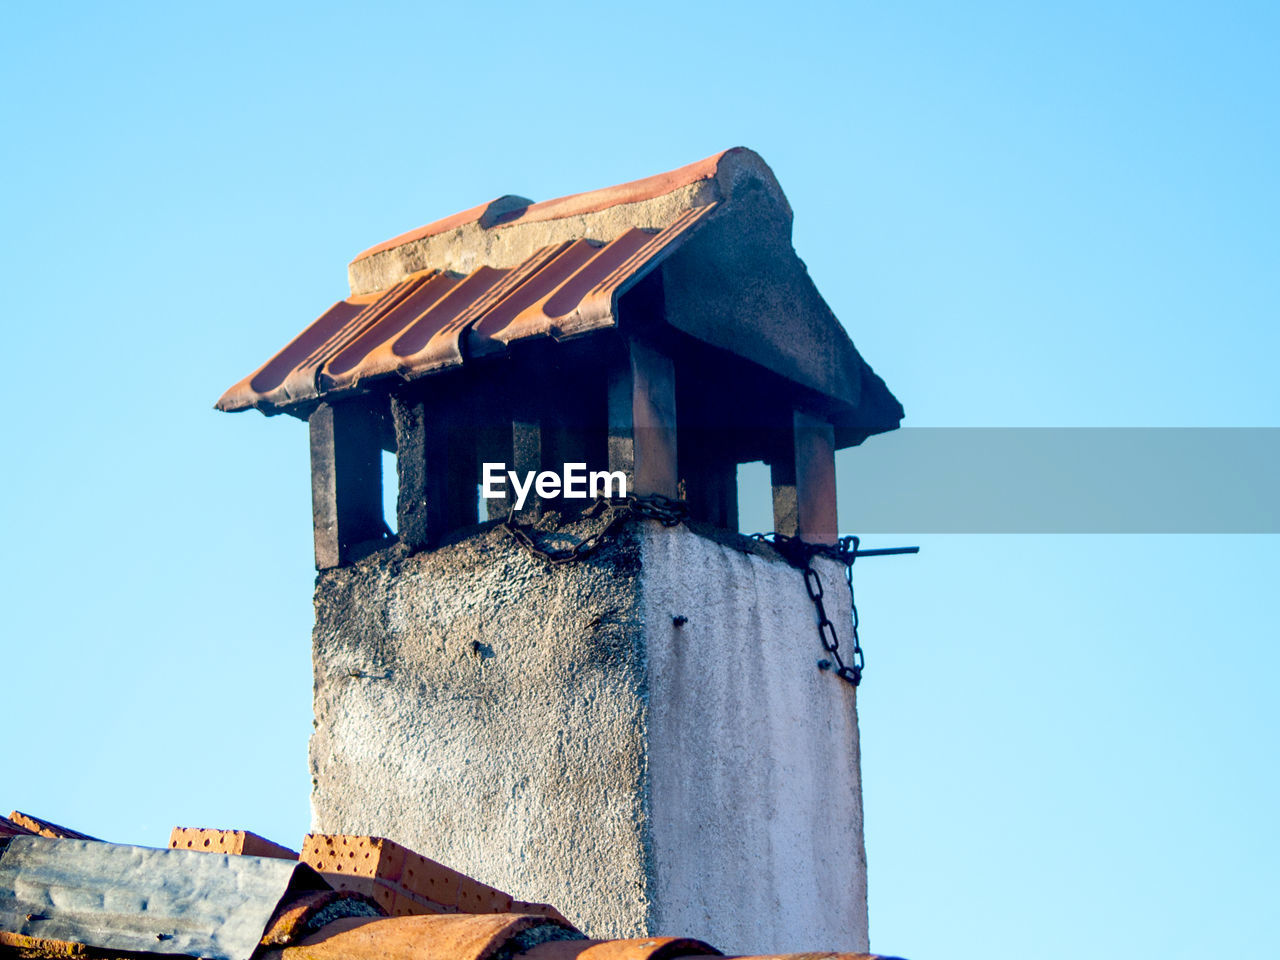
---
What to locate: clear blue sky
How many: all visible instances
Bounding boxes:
[2,3,1276,958]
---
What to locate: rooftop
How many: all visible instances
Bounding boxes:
[0,811,902,960]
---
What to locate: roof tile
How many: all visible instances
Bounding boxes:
[515,937,719,960]
[217,205,714,414]
[272,913,576,960]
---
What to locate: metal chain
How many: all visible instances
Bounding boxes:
[752,532,864,687]
[502,495,870,689]
[500,494,687,566]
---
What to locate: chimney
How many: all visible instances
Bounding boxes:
[218,148,904,955]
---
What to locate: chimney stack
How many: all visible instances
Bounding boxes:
[218,148,903,955]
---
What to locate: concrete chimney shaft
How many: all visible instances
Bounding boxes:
[309,518,867,954]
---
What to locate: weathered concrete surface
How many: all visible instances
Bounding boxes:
[310,518,651,938]
[310,520,867,953]
[642,532,867,955]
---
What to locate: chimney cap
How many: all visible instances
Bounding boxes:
[216,148,902,444]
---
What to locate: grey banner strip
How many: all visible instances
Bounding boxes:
[836,428,1279,533]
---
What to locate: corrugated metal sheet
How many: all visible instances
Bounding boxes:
[217,205,715,414]
[0,836,328,960]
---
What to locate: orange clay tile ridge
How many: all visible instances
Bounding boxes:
[216,205,715,413]
[256,914,900,960]
[509,901,573,928]
[261,890,391,946]
[169,826,299,860]
[351,150,739,264]
[264,913,575,960]
[516,938,719,960]
[528,952,891,960]
[9,810,98,841]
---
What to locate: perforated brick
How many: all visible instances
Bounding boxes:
[168,827,297,860]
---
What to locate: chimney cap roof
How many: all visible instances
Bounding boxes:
[216,149,902,442]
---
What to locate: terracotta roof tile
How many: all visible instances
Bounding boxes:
[268,913,576,960]
[516,937,718,960]
[261,889,388,947]
[216,206,715,414]
[509,901,573,928]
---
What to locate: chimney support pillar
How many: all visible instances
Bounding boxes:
[608,340,678,500]
[770,408,838,544]
[392,390,475,551]
[309,401,385,569]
